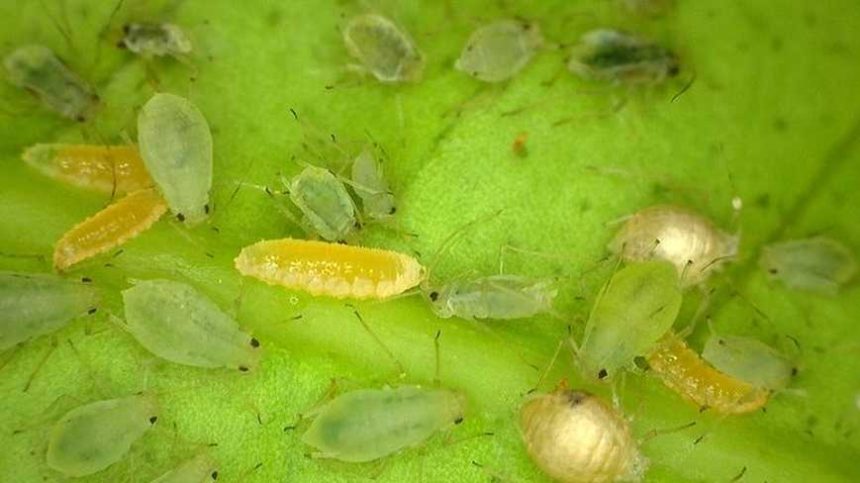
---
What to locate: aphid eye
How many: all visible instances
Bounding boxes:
[204,204,210,214]
[597,368,608,380]
[429,291,439,301]
[75,115,86,123]
[454,416,464,425]
[122,24,131,34]
[389,207,397,214]
[149,416,158,424]
[769,268,779,274]
[87,307,98,315]
[176,213,186,222]
[238,366,249,372]
[250,337,260,348]
[211,470,218,480]
[81,277,92,283]
[668,63,681,77]
[791,367,798,376]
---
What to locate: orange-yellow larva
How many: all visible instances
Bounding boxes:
[54,189,167,271]
[234,239,424,299]
[22,144,152,194]
[646,332,769,414]
[520,388,646,483]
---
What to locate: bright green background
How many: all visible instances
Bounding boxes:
[1,0,859,481]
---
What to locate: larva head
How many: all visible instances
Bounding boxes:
[520,389,645,483]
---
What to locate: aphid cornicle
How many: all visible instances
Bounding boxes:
[520,388,646,483]
[609,205,738,287]
[302,385,466,462]
[234,238,424,300]
[288,165,358,242]
[759,237,857,295]
[119,22,193,57]
[342,13,424,83]
[3,44,99,121]
[424,275,557,320]
[647,332,769,414]
[53,188,168,271]
[122,279,260,371]
[22,144,153,194]
[137,93,213,225]
[702,334,794,391]
[567,29,679,84]
[578,260,682,381]
[46,394,159,477]
[151,453,218,483]
[0,271,98,351]
[350,149,396,220]
[455,19,543,83]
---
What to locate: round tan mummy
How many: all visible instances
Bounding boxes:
[520,389,645,483]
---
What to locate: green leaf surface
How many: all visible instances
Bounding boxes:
[2,0,859,481]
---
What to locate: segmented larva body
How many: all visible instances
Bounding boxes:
[22,144,152,194]
[53,188,167,271]
[520,389,646,483]
[234,239,424,299]
[647,333,769,414]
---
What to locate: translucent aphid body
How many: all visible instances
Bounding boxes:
[351,149,396,220]
[0,271,97,351]
[22,144,152,194]
[520,389,645,483]
[702,335,793,391]
[46,394,159,477]
[120,23,192,57]
[609,205,737,287]
[235,238,424,299]
[151,453,218,483]
[343,14,424,83]
[567,29,679,84]
[302,386,466,462]
[122,279,260,371]
[137,93,213,224]
[53,188,167,271]
[425,275,557,320]
[759,237,857,295]
[580,261,682,381]
[3,44,99,121]
[647,333,769,414]
[289,165,357,241]
[455,19,543,83]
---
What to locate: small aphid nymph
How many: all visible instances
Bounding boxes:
[46,394,159,477]
[3,44,99,121]
[151,453,218,483]
[302,385,466,462]
[759,237,857,295]
[702,334,794,391]
[567,29,679,84]
[609,205,738,287]
[119,22,193,57]
[520,388,646,483]
[122,279,260,371]
[351,149,396,220]
[22,144,153,194]
[343,14,424,83]
[424,275,557,320]
[137,93,213,225]
[455,19,543,83]
[289,165,357,241]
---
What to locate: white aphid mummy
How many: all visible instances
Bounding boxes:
[119,22,192,57]
[702,334,794,391]
[520,389,646,483]
[455,19,543,82]
[342,13,424,83]
[121,279,260,372]
[137,93,213,225]
[151,453,218,483]
[759,237,857,295]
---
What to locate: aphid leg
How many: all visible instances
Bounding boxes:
[433,329,442,386]
[470,460,511,483]
[640,420,698,443]
[39,0,77,55]
[529,338,565,394]
[348,306,405,377]
[22,337,60,392]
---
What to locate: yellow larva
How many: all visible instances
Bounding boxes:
[646,332,769,414]
[520,388,646,483]
[22,144,152,194]
[234,238,424,299]
[54,189,167,271]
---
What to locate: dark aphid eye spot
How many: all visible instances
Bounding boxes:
[429,291,439,301]
[769,268,779,274]
[389,206,396,214]
[204,203,210,214]
[597,368,608,380]
[791,367,799,376]
[177,213,186,222]
[149,416,158,424]
[239,366,249,372]
[87,307,98,315]
[75,115,86,123]
[122,24,131,34]
[718,338,726,345]
[454,416,464,425]
[250,337,260,348]
[81,277,92,283]
[668,63,680,77]
[211,471,219,480]
[116,41,127,49]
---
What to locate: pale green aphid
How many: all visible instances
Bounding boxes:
[122,279,260,372]
[702,335,794,391]
[137,93,213,225]
[351,149,396,220]
[46,394,159,477]
[3,44,99,122]
[120,23,193,58]
[424,275,557,320]
[151,453,218,483]
[567,29,680,84]
[302,385,466,462]
[759,237,857,295]
[455,19,543,83]
[289,165,358,241]
[0,271,98,351]
[343,13,424,83]
[579,260,682,380]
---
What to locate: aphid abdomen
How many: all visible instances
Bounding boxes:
[343,14,424,83]
[455,20,543,83]
[234,239,424,299]
[122,279,260,371]
[702,335,793,391]
[0,272,98,350]
[647,333,769,414]
[302,386,465,462]
[759,237,857,295]
[137,93,213,225]
[151,453,218,483]
[520,389,645,483]
[120,23,192,57]
[53,188,167,271]
[567,30,679,84]
[46,394,159,477]
[351,150,395,219]
[442,276,557,320]
[3,45,99,121]
[22,144,152,194]
[289,166,356,241]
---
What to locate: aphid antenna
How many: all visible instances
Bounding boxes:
[39,0,78,56]
[422,208,506,284]
[529,338,565,394]
[346,305,405,377]
[670,71,696,103]
[21,336,60,393]
[433,329,442,387]
[498,243,572,275]
[236,461,264,483]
